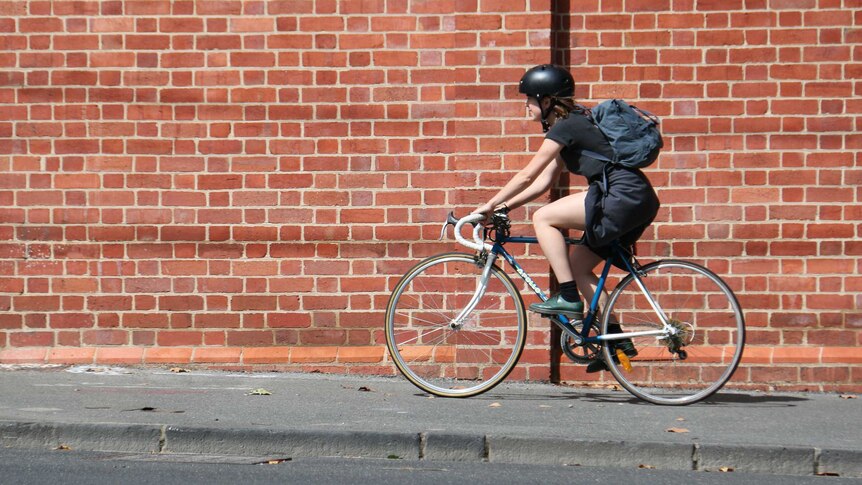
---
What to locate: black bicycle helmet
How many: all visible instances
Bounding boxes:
[519,64,574,99]
[519,64,575,132]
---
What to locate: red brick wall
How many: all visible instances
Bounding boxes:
[0,1,859,392]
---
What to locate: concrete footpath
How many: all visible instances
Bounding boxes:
[0,365,860,478]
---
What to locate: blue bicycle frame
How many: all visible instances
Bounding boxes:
[488,234,652,347]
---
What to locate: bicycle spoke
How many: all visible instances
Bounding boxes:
[602,260,744,405]
[393,325,446,347]
[391,309,451,328]
[385,253,526,397]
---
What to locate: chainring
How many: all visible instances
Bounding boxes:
[559,321,601,364]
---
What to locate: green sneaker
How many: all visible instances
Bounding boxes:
[528,294,584,317]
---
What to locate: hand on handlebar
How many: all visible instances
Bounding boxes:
[472,203,510,224]
[471,204,494,222]
[439,212,491,252]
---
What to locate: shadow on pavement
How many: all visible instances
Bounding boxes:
[460,390,810,407]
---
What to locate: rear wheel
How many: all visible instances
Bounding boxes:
[601,260,745,405]
[385,253,527,397]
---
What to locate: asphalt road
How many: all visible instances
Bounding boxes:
[0,448,854,485]
[1,367,859,478]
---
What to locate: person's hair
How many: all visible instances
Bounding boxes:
[547,96,587,122]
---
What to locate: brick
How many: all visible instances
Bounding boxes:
[47,348,96,364]
[0,348,47,363]
[740,347,772,365]
[226,330,274,346]
[822,347,862,364]
[157,331,202,347]
[160,18,204,33]
[145,347,193,364]
[10,332,54,347]
[50,313,94,329]
[95,348,144,365]
[83,330,127,346]
[337,346,385,363]
[192,347,242,363]
[290,346,338,363]
[159,296,204,311]
[243,346,291,364]
[772,347,821,364]
[231,296,278,311]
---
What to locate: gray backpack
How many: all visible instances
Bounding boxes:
[581,99,663,169]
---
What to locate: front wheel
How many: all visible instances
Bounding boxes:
[602,260,745,405]
[385,253,527,397]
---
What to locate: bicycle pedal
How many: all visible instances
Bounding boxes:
[537,311,582,319]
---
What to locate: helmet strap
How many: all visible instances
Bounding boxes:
[538,95,555,133]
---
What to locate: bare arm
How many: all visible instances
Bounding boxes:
[474,138,564,215]
[503,155,564,211]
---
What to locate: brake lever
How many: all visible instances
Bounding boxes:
[439,211,460,240]
[438,211,486,241]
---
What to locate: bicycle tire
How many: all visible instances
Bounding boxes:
[601,260,745,405]
[385,252,527,397]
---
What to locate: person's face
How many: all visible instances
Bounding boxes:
[526,97,542,121]
[526,97,552,122]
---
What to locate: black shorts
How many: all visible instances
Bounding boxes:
[583,167,660,267]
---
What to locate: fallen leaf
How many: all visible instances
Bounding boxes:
[816,472,840,477]
[489,402,502,408]
[247,388,272,396]
[56,444,72,451]
[839,394,857,400]
[538,405,551,408]
[676,417,686,422]
[638,464,656,469]
[263,458,292,465]
[122,407,184,414]
[357,386,373,392]
[666,427,689,433]
[719,466,734,472]
[169,367,189,373]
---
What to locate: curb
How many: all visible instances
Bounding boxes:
[0,421,162,454]
[164,426,420,460]
[0,420,860,478]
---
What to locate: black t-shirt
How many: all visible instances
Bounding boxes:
[544,114,615,183]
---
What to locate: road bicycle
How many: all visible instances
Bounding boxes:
[384,212,745,405]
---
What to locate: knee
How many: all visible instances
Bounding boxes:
[532,206,550,228]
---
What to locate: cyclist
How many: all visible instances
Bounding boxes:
[472,64,660,372]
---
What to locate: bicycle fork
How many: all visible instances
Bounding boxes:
[449,251,582,340]
[449,252,498,329]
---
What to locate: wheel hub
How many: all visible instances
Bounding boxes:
[666,319,694,353]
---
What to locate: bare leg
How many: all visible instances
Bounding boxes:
[569,244,604,308]
[531,192,590,284]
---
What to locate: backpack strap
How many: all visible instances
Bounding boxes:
[579,105,617,164]
[581,149,612,163]
[629,105,661,125]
